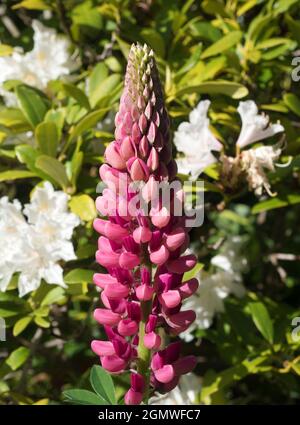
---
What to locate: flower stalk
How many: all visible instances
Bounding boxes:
[92,43,198,404]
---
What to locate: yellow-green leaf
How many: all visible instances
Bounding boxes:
[69,194,96,221]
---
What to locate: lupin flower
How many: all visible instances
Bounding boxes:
[92,44,197,404]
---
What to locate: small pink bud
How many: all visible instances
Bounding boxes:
[136,284,155,301]
[147,147,159,171]
[144,331,161,350]
[138,113,148,134]
[127,158,149,181]
[147,121,156,144]
[139,135,149,158]
[120,136,136,161]
[131,122,141,144]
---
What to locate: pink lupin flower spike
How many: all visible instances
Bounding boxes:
[92,43,197,404]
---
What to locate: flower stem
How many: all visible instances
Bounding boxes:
[137,299,152,404]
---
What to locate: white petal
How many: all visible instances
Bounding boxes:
[236,100,284,148]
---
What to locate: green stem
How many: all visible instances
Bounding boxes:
[137,299,152,404]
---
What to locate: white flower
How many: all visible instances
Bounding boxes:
[174,100,222,180]
[211,236,248,275]
[0,182,80,296]
[236,101,284,149]
[0,198,28,291]
[180,238,246,340]
[0,21,77,105]
[241,144,283,196]
[149,373,201,405]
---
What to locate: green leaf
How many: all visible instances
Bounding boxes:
[283,93,300,117]
[88,63,108,98]
[6,347,30,371]
[69,194,96,221]
[34,316,50,328]
[44,108,65,139]
[15,85,49,127]
[41,287,66,307]
[12,0,48,10]
[35,121,59,157]
[201,31,242,59]
[15,145,55,183]
[89,75,121,108]
[68,108,109,143]
[183,263,203,281]
[0,170,36,182]
[175,81,248,99]
[0,108,30,131]
[63,389,108,405]
[252,194,300,213]
[62,83,91,111]
[141,28,165,57]
[13,316,32,337]
[249,302,274,344]
[64,269,94,284]
[35,155,70,190]
[90,365,116,405]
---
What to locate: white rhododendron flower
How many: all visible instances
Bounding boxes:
[0,183,80,297]
[236,101,284,149]
[174,100,285,193]
[240,144,283,196]
[0,198,28,291]
[0,20,77,105]
[149,373,201,405]
[181,237,247,340]
[174,100,222,180]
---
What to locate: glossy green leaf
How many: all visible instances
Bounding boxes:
[63,83,91,111]
[201,31,242,59]
[252,194,300,213]
[249,302,274,344]
[68,108,109,143]
[90,365,116,405]
[64,269,94,284]
[283,93,300,117]
[35,155,70,189]
[35,121,59,157]
[89,75,121,108]
[175,81,248,99]
[0,170,36,182]
[15,85,49,127]
[13,316,32,337]
[69,194,96,221]
[6,347,30,371]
